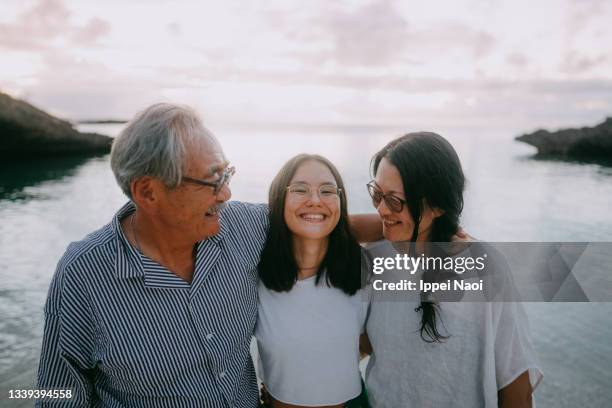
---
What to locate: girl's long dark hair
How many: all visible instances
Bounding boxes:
[372,132,465,342]
[258,154,362,295]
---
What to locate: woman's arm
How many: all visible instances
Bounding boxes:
[498,371,532,408]
[349,213,471,244]
[359,332,373,358]
[349,213,383,243]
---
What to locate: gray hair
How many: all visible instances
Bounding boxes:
[110,103,212,198]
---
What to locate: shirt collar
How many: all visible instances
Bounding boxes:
[113,201,144,279]
[111,201,226,280]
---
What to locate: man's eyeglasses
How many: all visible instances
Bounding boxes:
[366,181,407,213]
[182,166,236,195]
[286,183,342,202]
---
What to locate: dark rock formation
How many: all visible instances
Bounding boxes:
[0,92,112,157]
[77,119,127,124]
[516,117,612,159]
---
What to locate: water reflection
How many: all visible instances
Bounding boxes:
[0,155,105,201]
[518,152,612,168]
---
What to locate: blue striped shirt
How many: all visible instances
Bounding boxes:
[36,201,269,407]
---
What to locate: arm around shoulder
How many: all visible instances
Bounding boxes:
[349,213,382,243]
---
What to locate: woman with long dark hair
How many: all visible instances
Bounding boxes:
[256,154,369,407]
[361,132,542,407]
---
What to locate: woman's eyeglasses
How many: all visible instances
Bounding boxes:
[182,166,236,195]
[367,181,406,213]
[286,183,342,202]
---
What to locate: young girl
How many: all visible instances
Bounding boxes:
[255,154,369,408]
[362,132,542,407]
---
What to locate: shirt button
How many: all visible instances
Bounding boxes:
[219,371,226,379]
[206,333,214,340]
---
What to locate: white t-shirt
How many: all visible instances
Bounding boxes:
[363,240,543,407]
[255,274,367,406]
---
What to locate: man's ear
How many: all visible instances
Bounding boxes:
[131,177,160,210]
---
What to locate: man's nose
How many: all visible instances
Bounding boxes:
[217,183,232,202]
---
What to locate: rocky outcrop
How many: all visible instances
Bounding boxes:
[516,117,612,159]
[0,92,112,157]
[77,119,127,124]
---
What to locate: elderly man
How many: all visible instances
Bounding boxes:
[36,103,380,407]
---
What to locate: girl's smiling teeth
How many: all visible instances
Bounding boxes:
[300,213,327,222]
[383,219,401,226]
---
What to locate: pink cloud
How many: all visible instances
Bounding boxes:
[0,0,110,51]
[71,17,111,46]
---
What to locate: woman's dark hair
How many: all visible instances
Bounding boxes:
[258,154,362,295]
[372,132,465,342]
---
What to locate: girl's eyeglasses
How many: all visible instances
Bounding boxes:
[286,183,342,202]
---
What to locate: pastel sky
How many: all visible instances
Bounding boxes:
[1,0,611,132]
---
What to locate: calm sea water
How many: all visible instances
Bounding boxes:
[1,123,611,406]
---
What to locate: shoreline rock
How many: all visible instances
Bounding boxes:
[516,117,612,160]
[0,92,113,157]
[77,119,127,124]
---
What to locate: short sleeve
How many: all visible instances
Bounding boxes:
[219,201,269,260]
[494,301,543,392]
[223,201,269,238]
